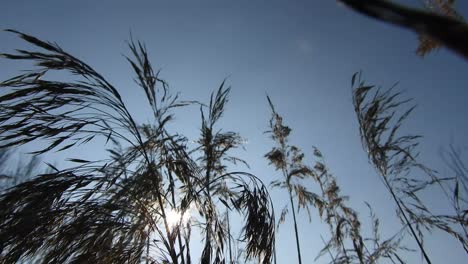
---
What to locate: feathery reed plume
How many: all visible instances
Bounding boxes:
[265,96,314,264]
[352,71,468,263]
[194,82,250,264]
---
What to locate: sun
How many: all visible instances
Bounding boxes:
[166,208,191,229]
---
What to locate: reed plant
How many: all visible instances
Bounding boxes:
[352,71,468,263]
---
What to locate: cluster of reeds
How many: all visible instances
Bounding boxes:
[265,97,408,264]
[352,71,468,263]
[0,28,467,264]
[0,30,275,264]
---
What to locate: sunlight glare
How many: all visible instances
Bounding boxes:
[166,208,191,229]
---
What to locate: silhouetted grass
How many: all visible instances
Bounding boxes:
[266,97,407,264]
[352,71,468,263]
[0,30,275,264]
[1,29,466,264]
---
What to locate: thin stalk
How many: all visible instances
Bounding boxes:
[227,210,233,264]
[130,115,179,263]
[289,189,303,264]
[203,125,214,263]
[383,177,432,264]
[273,247,278,264]
[168,167,186,264]
[146,233,150,264]
[320,235,336,263]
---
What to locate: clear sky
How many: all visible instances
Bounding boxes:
[2,0,468,263]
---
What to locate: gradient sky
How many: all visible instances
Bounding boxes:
[2,0,468,263]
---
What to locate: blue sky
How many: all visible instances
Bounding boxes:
[2,0,468,263]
